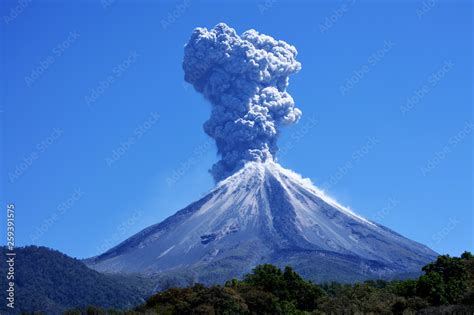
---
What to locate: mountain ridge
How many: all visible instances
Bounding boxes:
[86,161,437,284]
[0,246,154,314]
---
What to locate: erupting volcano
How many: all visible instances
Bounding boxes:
[86,23,437,284]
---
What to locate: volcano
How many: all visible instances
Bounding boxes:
[87,161,437,284]
[87,23,437,285]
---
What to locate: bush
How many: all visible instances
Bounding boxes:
[66,251,474,314]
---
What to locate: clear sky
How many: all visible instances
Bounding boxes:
[1,0,472,259]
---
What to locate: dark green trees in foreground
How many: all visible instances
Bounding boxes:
[72,251,474,314]
[415,251,472,305]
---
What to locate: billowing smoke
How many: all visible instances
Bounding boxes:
[183,23,302,182]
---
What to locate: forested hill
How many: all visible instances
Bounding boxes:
[0,246,154,314]
[1,246,473,314]
[131,252,474,314]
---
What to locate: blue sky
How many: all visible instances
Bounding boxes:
[0,0,472,259]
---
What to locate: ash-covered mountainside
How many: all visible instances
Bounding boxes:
[87,23,437,284]
[86,161,437,284]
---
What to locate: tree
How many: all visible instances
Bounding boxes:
[416,272,447,305]
[111,253,474,314]
[390,279,417,298]
[283,266,324,310]
[418,254,469,304]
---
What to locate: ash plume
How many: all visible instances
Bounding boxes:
[183,23,302,182]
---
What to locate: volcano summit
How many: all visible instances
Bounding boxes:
[87,24,437,284]
[87,161,436,283]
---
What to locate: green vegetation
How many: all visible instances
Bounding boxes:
[0,246,154,314]
[67,252,474,314]
[5,247,473,314]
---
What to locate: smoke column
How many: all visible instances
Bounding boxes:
[183,23,302,182]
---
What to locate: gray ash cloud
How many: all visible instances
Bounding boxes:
[183,23,302,182]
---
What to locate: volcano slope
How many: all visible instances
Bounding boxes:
[86,161,437,285]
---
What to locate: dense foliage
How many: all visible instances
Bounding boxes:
[6,247,473,314]
[0,246,154,314]
[68,252,474,314]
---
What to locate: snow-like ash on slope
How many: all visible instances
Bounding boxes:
[86,25,438,283]
[215,162,376,227]
[87,161,437,283]
[183,23,302,182]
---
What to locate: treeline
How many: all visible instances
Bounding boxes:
[66,251,474,314]
[0,246,153,314]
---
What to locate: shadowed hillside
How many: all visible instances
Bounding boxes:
[0,246,154,314]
